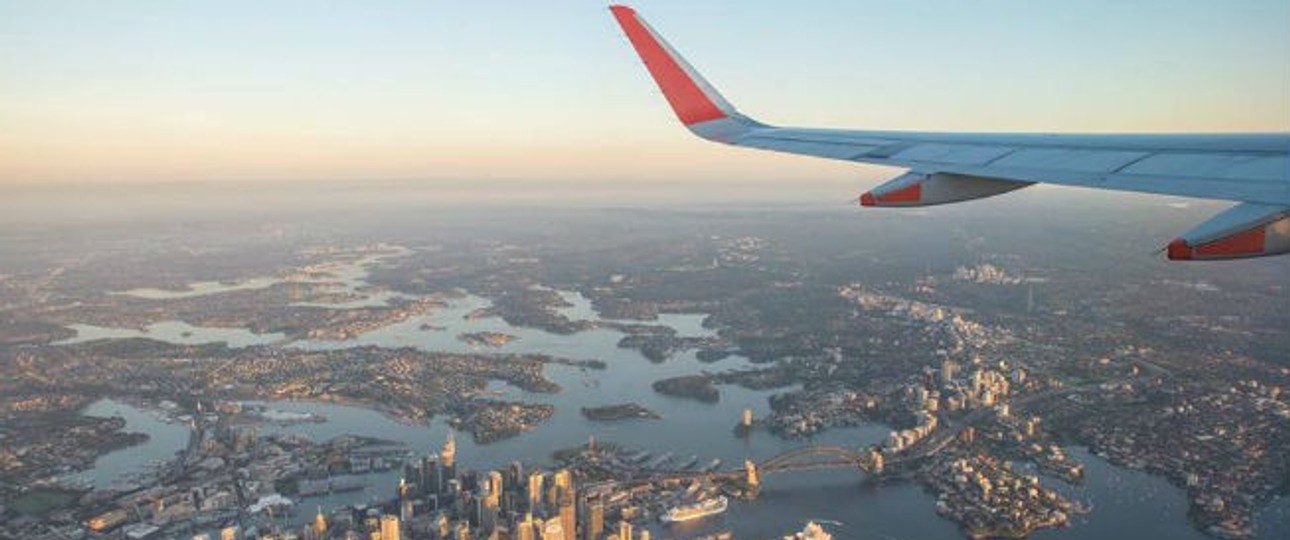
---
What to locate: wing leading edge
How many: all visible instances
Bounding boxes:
[609,5,1290,260]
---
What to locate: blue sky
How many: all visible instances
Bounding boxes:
[2,0,1287,184]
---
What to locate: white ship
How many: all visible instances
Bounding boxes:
[661,496,728,523]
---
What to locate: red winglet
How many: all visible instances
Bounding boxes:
[1166,239,1194,260]
[877,183,922,205]
[1167,225,1267,260]
[611,5,728,126]
[1194,225,1267,258]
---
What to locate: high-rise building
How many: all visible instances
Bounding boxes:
[558,492,576,540]
[527,472,545,512]
[516,513,537,540]
[617,520,633,540]
[508,461,524,493]
[585,499,604,540]
[941,358,958,387]
[219,526,240,540]
[379,515,401,540]
[541,519,566,540]
[553,469,573,495]
[313,507,329,540]
[639,530,650,540]
[423,456,441,496]
[488,471,504,505]
[441,433,457,489]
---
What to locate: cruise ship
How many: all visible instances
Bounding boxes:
[661,496,728,523]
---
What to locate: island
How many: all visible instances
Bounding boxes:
[651,375,719,403]
[580,403,661,421]
[457,331,517,348]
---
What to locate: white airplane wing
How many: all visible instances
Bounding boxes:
[609,5,1290,260]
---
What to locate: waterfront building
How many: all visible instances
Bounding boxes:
[313,507,328,540]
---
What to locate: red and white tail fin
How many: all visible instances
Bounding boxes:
[610,5,758,140]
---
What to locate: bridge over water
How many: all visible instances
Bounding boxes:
[631,433,960,487]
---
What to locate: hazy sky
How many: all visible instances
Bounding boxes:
[2,0,1287,185]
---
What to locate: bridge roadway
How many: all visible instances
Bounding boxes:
[630,443,929,483]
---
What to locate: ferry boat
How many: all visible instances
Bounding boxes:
[661,496,728,523]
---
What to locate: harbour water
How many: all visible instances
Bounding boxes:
[72,289,1289,539]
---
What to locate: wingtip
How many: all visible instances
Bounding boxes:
[608,5,635,16]
[1166,239,1193,261]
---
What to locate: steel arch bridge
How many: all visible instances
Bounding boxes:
[759,445,876,475]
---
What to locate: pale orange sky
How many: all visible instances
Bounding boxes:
[2,0,1287,185]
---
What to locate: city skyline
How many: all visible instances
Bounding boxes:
[3,0,1288,184]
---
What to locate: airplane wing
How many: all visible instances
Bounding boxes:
[609,5,1290,260]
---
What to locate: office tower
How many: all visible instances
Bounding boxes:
[314,507,329,540]
[435,514,451,539]
[220,526,240,540]
[552,469,575,510]
[639,531,650,540]
[585,499,604,540]
[440,433,457,490]
[423,455,441,496]
[527,472,545,512]
[558,493,576,540]
[508,462,524,492]
[541,519,566,540]
[617,520,633,540]
[941,358,957,387]
[401,499,415,523]
[515,513,537,540]
[488,471,504,505]
[380,515,401,540]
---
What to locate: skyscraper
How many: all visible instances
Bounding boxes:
[379,515,401,540]
[313,507,328,540]
[585,499,604,540]
[417,455,439,496]
[558,492,576,540]
[617,520,633,540]
[488,471,504,505]
[527,472,545,512]
[440,433,457,492]
[515,513,536,540]
[541,519,565,540]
